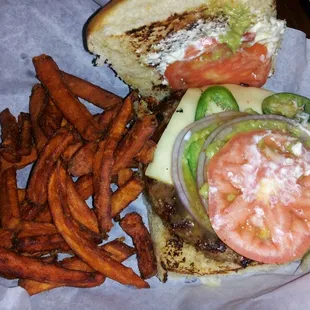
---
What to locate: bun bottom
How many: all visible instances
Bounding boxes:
[145,196,292,282]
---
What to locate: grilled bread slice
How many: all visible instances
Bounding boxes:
[87,0,280,100]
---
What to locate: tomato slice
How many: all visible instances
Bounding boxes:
[165,43,271,89]
[207,130,310,264]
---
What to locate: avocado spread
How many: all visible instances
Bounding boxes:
[219,5,251,52]
[203,2,252,53]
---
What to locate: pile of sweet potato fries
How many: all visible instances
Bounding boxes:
[0,54,157,295]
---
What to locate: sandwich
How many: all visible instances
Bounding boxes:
[143,84,310,281]
[87,0,286,100]
[86,1,309,282]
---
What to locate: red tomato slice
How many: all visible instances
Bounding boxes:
[207,129,310,264]
[165,43,271,89]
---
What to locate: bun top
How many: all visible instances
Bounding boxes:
[87,0,276,38]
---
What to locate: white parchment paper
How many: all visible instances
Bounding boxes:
[1,1,310,309]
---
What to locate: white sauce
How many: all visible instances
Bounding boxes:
[248,17,286,58]
[143,18,229,75]
[291,142,303,157]
[143,16,285,76]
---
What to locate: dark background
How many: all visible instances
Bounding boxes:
[277,0,310,37]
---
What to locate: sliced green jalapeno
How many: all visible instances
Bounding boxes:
[195,86,239,121]
[262,92,310,118]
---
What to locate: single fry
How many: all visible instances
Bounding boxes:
[58,164,99,233]
[0,167,20,227]
[117,168,133,187]
[97,103,122,131]
[94,94,133,233]
[18,112,33,156]
[0,228,14,249]
[15,234,71,253]
[19,239,134,295]
[34,205,53,223]
[75,174,94,200]
[61,71,122,109]
[112,176,144,218]
[18,189,26,203]
[61,141,83,162]
[48,165,149,288]
[68,141,98,177]
[33,55,101,141]
[38,96,63,138]
[92,140,106,195]
[0,246,102,286]
[0,108,21,163]
[0,147,38,172]
[16,221,58,238]
[26,126,74,205]
[120,212,157,279]
[20,200,45,221]
[112,115,157,174]
[29,84,48,153]
[134,140,157,164]
[102,239,135,261]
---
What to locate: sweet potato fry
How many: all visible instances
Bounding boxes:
[34,205,53,223]
[58,164,99,233]
[120,212,157,279]
[61,141,83,162]
[19,239,134,295]
[0,247,102,286]
[134,140,157,164]
[48,165,149,288]
[0,167,20,227]
[29,84,48,153]
[39,96,63,138]
[33,55,101,141]
[18,189,26,203]
[18,112,32,156]
[16,221,58,238]
[97,103,122,131]
[15,234,70,253]
[61,71,122,109]
[75,174,94,200]
[94,94,133,233]
[117,168,134,187]
[112,176,144,218]
[20,200,45,221]
[0,108,21,163]
[102,239,135,261]
[112,115,157,174]
[68,141,98,177]
[26,126,74,205]
[92,140,106,195]
[0,228,14,249]
[0,147,38,173]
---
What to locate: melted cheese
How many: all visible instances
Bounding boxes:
[145,85,274,184]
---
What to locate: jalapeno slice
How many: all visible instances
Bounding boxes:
[195,86,239,121]
[262,92,310,118]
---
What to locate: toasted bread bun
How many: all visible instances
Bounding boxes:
[146,202,288,281]
[87,0,278,100]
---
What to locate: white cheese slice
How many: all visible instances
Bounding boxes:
[145,85,274,185]
[145,88,202,184]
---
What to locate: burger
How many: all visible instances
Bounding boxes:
[86,0,310,281]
